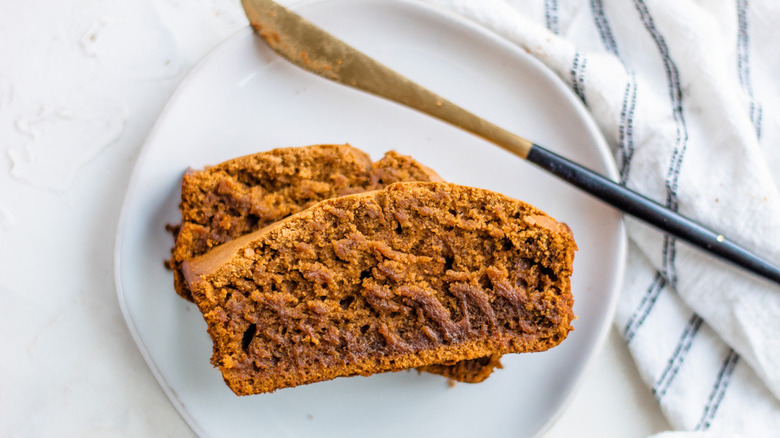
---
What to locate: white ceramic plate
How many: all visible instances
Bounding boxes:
[114,1,626,436]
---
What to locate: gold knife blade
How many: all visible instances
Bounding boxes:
[240,0,533,159]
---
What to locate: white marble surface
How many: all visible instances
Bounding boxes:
[0,0,669,436]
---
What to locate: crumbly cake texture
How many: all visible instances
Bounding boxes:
[169,144,501,383]
[170,144,442,302]
[183,182,577,395]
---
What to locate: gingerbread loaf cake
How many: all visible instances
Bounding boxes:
[170,144,442,302]
[182,182,576,395]
[170,144,501,383]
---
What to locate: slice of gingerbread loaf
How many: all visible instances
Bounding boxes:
[182,182,576,395]
[170,144,442,302]
[170,144,501,383]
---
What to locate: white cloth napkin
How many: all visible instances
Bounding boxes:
[416,0,780,435]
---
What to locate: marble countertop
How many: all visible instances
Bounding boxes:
[0,0,669,436]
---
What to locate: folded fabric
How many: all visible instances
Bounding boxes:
[418,0,780,435]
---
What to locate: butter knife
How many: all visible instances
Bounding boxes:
[241,0,780,286]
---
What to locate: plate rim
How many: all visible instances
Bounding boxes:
[113,0,627,436]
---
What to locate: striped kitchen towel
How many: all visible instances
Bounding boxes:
[419,0,780,435]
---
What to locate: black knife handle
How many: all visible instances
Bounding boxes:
[526,144,780,286]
